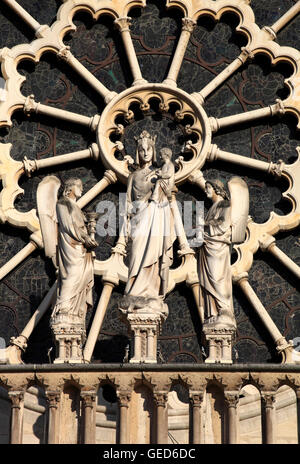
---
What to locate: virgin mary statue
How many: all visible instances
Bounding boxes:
[124,130,176,306]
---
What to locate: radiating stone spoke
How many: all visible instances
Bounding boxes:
[163,17,196,87]
[2,0,49,37]
[83,282,114,362]
[234,272,293,363]
[23,144,100,177]
[207,144,285,178]
[210,100,285,133]
[77,170,117,209]
[23,95,100,131]
[57,46,117,103]
[259,234,300,279]
[263,0,300,37]
[192,1,300,104]
[114,17,147,86]
[0,241,37,281]
[192,48,253,105]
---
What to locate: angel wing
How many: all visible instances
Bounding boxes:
[36,176,61,261]
[228,176,249,244]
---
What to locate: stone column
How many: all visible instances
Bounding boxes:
[3,0,44,34]
[57,46,116,103]
[133,328,142,361]
[118,391,131,444]
[207,337,219,363]
[234,273,293,362]
[224,392,239,444]
[296,388,300,444]
[147,328,155,362]
[154,392,168,444]
[81,392,96,444]
[261,392,276,444]
[163,18,196,87]
[83,281,115,362]
[114,17,147,86]
[9,390,24,444]
[46,390,61,444]
[119,302,168,364]
[259,234,300,279]
[190,392,204,444]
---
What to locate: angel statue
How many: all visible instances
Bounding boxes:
[198,177,249,328]
[37,176,98,363]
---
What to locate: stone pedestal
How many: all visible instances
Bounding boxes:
[203,311,236,364]
[119,296,168,363]
[51,314,86,364]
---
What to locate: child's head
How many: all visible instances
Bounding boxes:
[160,147,172,161]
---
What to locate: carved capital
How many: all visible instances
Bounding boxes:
[114,17,132,32]
[153,391,168,407]
[23,94,38,115]
[188,169,206,188]
[181,18,196,33]
[46,390,61,409]
[103,170,118,185]
[224,391,239,408]
[23,156,37,177]
[263,26,277,40]
[261,392,276,409]
[10,335,27,352]
[239,47,255,63]
[268,160,285,177]
[259,234,276,252]
[117,390,131,408]
[270,99,285,117]
[81,391,96,408]
[89,114,100,132]
[275,336,293,353]
[207,144,219,162]
[209,116,219,133]
[9,391,24,409]
[35,24,51,39]
[232,272,249,285]
[57,46,71,62]
[29,232,44,249]
[190,391,204,407]
[89,143,100,161]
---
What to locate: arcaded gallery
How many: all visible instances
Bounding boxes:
[0,0,299,445]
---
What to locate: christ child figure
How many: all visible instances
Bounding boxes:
[151,147,175,202]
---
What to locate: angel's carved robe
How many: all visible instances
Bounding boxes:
[199,199,233,319]
[52,196,94,319]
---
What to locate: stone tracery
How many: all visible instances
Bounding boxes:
[0,0,299,364]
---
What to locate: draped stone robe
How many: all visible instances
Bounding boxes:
[199,199,233,319]
[125,167,176,300]
[52,196,94,319]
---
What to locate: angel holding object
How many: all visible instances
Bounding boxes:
[37,176,98,327]
[198,176,249,328]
